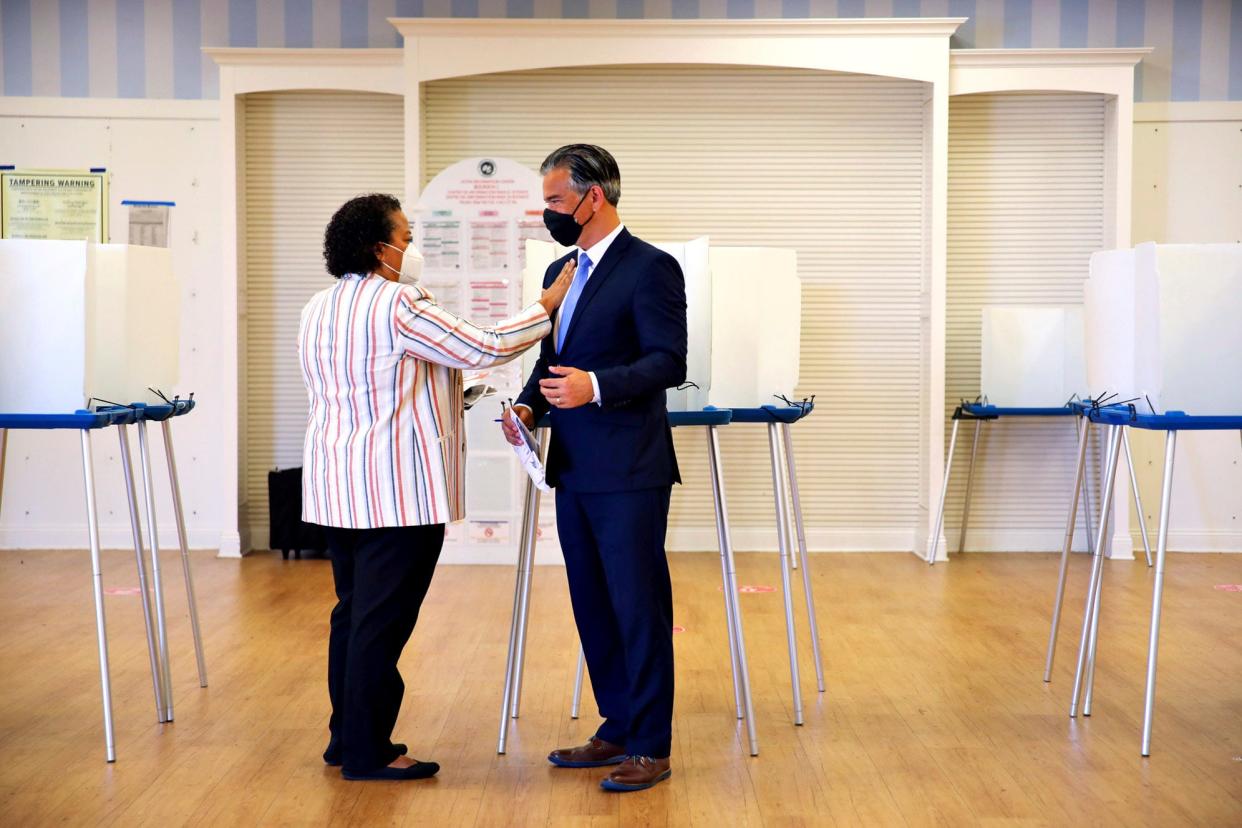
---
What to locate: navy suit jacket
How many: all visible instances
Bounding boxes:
[516,228,688,493]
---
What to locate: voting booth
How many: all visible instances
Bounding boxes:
[980,306,1086,408]
[0,239,203,763]
[931,305,1098,559]
[0,239,179,413]
[1069,242,1242,756]
[1086,242,1242,415]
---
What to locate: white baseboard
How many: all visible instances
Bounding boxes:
[438,545,567,566]
[939,528,1143,558]
[14,523,1228,561]
[666,526,919,553]
[1155,530,1242,553]
[217,530,242,558]
[241,523,922,563]
[0,523,223,553]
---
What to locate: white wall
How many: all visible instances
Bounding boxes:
[1129,101,1242,552]
[0,98,228,553]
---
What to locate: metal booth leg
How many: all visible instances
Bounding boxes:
[137,420,175,722]
[957,419,983,556]
[496,476,531,753]
[721,531,745,723]
[81,430,117,762]
[1141,431,1177,756]
[1069,424,1123,718]
[927,415,961,565]
[1121,428,1154,567]
[118,425,166,721]
[781,423,825,694]
[1082,424,1097,557]
[710,425,758,755]
[767,422,804,725]
[497,428,547,754]
[1044,415,1092,682]
[1086,428,1131,716]
[509,430,548,718]
[161,420,208,686]
[704,430,741,720]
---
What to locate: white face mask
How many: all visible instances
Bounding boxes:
[381,242,423,285]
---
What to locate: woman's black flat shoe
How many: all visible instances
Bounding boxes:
[341,760,440,781]
[324,743,407,767]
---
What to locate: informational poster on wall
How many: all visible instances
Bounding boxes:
[122,200,174,248]
[417,157,550,327]
[0,169,109,242]
[416,157,555,559]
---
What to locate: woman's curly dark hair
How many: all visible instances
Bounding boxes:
[323,193,402,278]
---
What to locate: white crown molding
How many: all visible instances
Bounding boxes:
[204,47,403,68]
[390,17,967,40]
[950,47,1152,69]
[206,47,404,96]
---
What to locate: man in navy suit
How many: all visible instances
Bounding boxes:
[502,144,687,792]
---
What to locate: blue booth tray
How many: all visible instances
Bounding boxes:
[722,402,815,424]
[0,410,120,430]
[1086,405,1242,431]
[959,402,1076,419]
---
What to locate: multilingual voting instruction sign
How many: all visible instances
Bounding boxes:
[416,157,552,395]
[1,170,109,243]
[416,157,555,556]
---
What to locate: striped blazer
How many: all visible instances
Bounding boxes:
[298,273,551,529]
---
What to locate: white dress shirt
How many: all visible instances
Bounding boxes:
[548,221,626,407]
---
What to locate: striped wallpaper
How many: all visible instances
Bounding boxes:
[1,0,1240,101]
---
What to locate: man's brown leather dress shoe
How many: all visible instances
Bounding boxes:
[547,737,627,768]
[600,755,671,792]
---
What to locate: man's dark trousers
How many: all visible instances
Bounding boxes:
[556,485,675,758]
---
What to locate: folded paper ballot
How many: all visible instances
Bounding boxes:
[507,409,551,492]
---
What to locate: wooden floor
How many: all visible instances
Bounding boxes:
[0,548,1239,826]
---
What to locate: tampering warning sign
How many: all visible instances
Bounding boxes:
[1,169,109,242]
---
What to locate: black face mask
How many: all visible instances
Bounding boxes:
[542,189,594,247]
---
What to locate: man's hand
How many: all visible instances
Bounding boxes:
[539,366,595,409]
[501,405,535,446]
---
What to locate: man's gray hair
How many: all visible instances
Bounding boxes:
[540,144,621,206]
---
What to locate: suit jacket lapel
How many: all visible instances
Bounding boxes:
[560,228,632,354]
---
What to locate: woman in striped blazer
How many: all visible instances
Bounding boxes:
[299,194,573,782]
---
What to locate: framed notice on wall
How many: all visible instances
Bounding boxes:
[0,169,109,242]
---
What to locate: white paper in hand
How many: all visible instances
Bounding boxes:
[509,410,551,492]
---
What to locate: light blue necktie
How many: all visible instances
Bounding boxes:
[555,252,591,353]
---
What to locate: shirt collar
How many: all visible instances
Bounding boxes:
[576,222,625,268]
